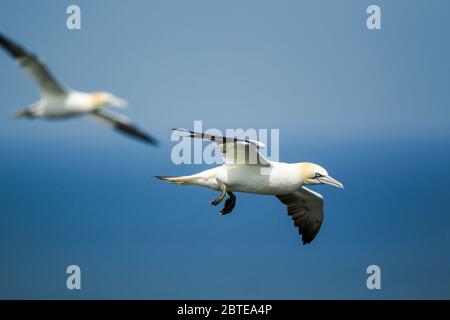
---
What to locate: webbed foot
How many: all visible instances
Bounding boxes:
[219,192,236,215]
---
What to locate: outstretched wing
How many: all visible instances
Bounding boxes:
[174,128,270,166]
[0,33,67,96]
[276,187,324,245]
[89,109,158,145]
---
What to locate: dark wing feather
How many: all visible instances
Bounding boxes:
[276,187,324,245]
[89,109,158,146]
[0,33,66,96]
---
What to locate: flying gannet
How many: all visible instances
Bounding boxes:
[156,129,343,244]
[0,33,157,145]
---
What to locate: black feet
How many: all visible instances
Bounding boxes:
[219,192,236,215]
[209,180,236,215]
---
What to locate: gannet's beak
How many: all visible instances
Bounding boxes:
[109,95,128,108]
[320,176,344,189]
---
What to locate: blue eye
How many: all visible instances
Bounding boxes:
[314,173,323,178]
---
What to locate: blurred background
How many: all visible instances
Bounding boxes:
[0,0,449,299]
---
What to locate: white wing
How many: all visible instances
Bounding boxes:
[89,109,158,145]
[174,128,270,166]
[0,33,67,97]
[276,187,324,244]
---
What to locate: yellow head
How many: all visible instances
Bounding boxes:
[298,162,344,189]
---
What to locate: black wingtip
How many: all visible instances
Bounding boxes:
[302,232,317,245]
[144,136,159,146]
[128,132,159,146]
[172,128,189,132]
[112,122,159,147]
[172,128,194,138]
[0,32,27,59]
[155,176,171,181]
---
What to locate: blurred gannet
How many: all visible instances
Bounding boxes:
[157,129,343,244]
[0,33,157,145]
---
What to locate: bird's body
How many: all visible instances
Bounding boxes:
[46,91,100,117]
[182,162,302,195]
[0,33,158,145]
[22,91,101,118]
[157,129,344,245]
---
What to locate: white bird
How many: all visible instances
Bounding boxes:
[0,33,157,145]
[157,129,343,244]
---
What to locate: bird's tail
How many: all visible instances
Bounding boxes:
[12,107,36,119]
[13,110,30,119]
[155,175,200,185]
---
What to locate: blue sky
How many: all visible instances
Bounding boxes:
[0,0,449,299]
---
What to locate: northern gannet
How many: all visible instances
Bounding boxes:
[0,33,157,145]
[157,129,343,244]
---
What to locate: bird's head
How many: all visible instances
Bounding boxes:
[298,162,344,189]
[91,92,128,109]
